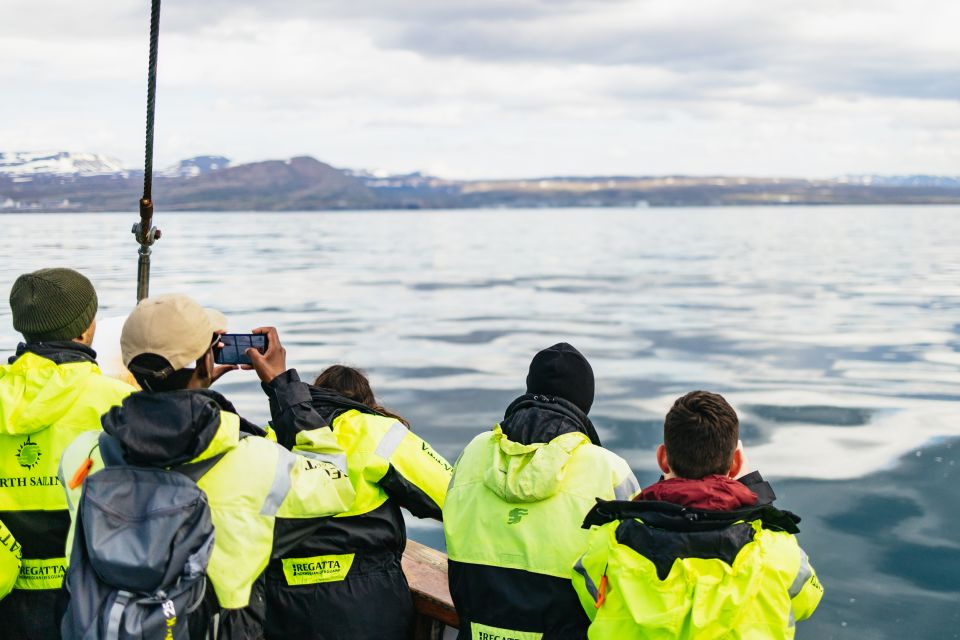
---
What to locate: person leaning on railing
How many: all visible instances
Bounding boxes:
[443,343,639,639]
[571,391,823,639]
[58,294,356,639]
[254,355,454,640]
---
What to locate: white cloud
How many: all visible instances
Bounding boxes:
[0,0,957,178]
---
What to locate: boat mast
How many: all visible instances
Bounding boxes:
[132,0,162,302]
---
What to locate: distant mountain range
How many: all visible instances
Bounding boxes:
[2,151,959,212]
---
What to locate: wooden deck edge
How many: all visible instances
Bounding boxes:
[402,540,460,629]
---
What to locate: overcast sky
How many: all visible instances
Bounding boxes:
[2,0,958,178]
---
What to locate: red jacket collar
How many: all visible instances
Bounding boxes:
[637,475,758,511]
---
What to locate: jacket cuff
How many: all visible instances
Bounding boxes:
[262,369,311,409]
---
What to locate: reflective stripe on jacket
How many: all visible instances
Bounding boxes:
[571,498,823,639]
[0,517,21,599]
[444,395,639,640]
[263,371,453,640]
[59,387,355,638]
[0,348,132,594]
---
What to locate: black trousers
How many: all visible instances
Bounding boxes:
[0,588,68,640]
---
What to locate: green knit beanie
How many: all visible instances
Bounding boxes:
[9,268,98,342]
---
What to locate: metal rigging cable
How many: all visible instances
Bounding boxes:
[133,0,162,302]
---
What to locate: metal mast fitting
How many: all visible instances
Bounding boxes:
[133,0,162,303]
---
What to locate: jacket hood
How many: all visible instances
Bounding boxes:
[307,385,384,422]
[0,349,101,436]
[482,424,590,503]
[501,393,601,446]
[101,389,246,467]
[638,475,758,511]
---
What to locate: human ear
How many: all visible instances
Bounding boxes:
[190,350,215,389]
[656,444,672,476]
[76,319,97,347]
[727,446,745,478]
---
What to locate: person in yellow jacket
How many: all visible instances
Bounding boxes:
[572,391,823,639]
[59,294,356,639]
[0,268,133,640]
[1,517,22,600]
[444,343,639,639]
[255,361,453,639]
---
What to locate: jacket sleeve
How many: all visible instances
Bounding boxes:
[362,418,453,520]
[262,369,332,450]
[609,454,641,501]
[570,523,614,622]
[789,546,823,622]
[0,518,21,600]
[275,432,355,520]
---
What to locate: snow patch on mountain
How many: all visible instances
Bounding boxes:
[0,151,128,177]
[160,156,231,178]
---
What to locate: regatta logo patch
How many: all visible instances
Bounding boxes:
[507,508,528,525]
[471,622,543,640]
[282,553,354,586]
[15,557,66,590]
[15,437,42,470]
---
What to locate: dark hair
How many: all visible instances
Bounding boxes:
[663,390,739,479]
[314,365,410,427]
[127,353,196,392]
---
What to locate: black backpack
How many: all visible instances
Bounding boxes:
[62,434,218,640]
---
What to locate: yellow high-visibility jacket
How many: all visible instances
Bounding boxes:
[0,344,132,595]
[60,386,356,638]
[444,394,639,640]
[572,487,823,639]
[262,371,454,640]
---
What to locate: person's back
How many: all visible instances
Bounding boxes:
[444,343,639,639]
[59,295,355,639]
[260,364,453,639]
[571,391,823,639]
[0,268,133,639]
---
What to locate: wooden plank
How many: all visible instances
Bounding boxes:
[403,540,460,629]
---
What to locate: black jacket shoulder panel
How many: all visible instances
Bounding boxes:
[615,518,757,580]
[500,393,601,446]
[582,498,801,534]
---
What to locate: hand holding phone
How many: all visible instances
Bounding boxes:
[214,334,268,366]
[244,327,287,384]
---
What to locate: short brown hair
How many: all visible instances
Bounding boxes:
[663,391,739,479]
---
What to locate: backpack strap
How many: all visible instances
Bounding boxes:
[105,590,133,640]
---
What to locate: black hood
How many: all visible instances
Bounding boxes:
[580,481,801,581]
[100,389,261,468]
[308,386,385,423]
[500,393,601,446]
[9,340,97,365]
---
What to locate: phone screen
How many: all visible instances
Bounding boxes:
[214,334,267,366]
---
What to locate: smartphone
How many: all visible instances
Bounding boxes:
[214,334,267,366]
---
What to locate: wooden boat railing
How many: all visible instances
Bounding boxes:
[403,540,459,640]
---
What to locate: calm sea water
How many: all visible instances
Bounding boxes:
[2,207,958,638]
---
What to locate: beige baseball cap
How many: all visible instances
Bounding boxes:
[121,293,227,370]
